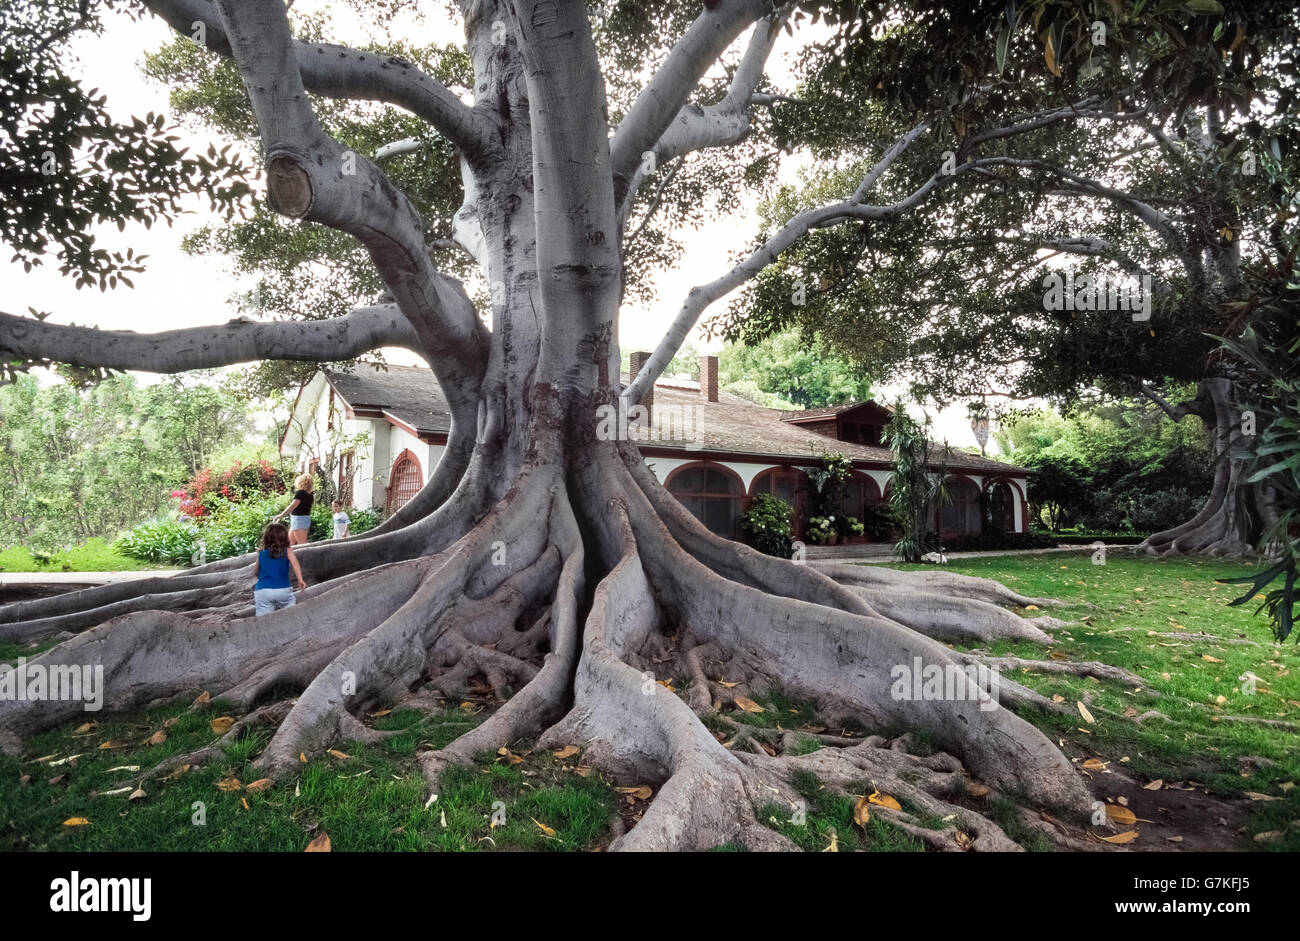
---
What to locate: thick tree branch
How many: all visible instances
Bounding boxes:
[609,0,769,210]
[618,12,784,226]
[0,305,418,373]
[208,0,488,421]
[141,0,495,161]
[626,121,933,403]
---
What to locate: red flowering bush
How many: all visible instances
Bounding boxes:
[176,459,287,521]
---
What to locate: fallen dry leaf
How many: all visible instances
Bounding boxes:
[718,681,739,688]
[1202,654,1224,663]
[1245,791,1282,801]
[327,749,350,760]
[966,782,990,799]
[1106,805,1137,825]
[245,778,273,793]
[552,745,580,760]
[146,730,167,746]
[305,832,331,852]
[210,716,234,735]
[867,791,902,811]
[615,785,653,800]
[128,788,146,801]
[733,696,764,713]
[1144,779,1163,790]
[216,777,242,792]
[366,709,391,718]
[532,818,557,837]
[821,829,839,852]
[1082,758,1108,770]
[192,691,210,706]
[1100,830,1139,844]
[1051,694,1066,703]
[1077,702,1096,724]
[852,795,871,828]
[63,817,90,827]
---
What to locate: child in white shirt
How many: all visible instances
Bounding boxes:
[331,500,351,539]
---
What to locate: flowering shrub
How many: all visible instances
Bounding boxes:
[176,459,286,520]
[741,493,793,558]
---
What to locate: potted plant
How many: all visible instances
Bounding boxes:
[807,515,836,545]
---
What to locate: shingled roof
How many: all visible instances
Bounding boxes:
[317,365,1028,474]
[325,365,452,436]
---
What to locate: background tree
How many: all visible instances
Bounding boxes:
[717,330,872,408]
[711,0,1299,558]
[2,0,1282,851]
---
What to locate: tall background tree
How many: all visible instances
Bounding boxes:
[1,0,1291,851]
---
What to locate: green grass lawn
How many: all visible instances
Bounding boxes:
[0,539,168,573]
[2,551,1296,851]
[891,550,1300,850]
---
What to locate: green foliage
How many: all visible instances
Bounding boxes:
[0,373,254,552]
[741,493,794,559]
[717,331,871,409]
[0,0,250,302]
[885,405,948,562]
[111,519,196,566]
[0,539,157,573]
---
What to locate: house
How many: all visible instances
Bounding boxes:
[281,355,1032,543]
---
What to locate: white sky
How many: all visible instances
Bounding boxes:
[0,3,998,454]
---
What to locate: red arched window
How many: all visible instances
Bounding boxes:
[665,462,745,538]
[984,479,1016,534]
[940,476,982,537]
[749,467,813,538]
[386,449,423,515]
[839,471,884,542]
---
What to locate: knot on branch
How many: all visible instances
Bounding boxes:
[266,154,314,218]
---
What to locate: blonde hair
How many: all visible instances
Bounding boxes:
[295,473,314,491]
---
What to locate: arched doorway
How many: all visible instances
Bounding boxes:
[665,462,745,538]
[985,479,1016,535]
[750,466,813,539]
[939,476,982,538]
[386,449,423,515]
[840,471,885,542]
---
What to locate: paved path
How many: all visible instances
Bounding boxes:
[0,570,182,585]
[813,544,1131,565]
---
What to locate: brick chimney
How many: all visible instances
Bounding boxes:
[700,354,718,403]
[628,350,654,421]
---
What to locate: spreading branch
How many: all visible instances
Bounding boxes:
[0,304,420,374]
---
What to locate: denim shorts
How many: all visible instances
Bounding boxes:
[288,514,312,532]
[254,587,296,617]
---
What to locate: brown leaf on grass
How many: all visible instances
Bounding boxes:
[62,817,90,827]
[245,778,273,793]
[733,696,764,713]
[1253,830,1284,844]
[1082,758,1108,770]
[128,788,146,801]
[210,717,234,735]
[216,777,242,792]
[1106,805,1137,825]
[1245,792,1282,801]
[821,829,839,852]
[1123,707,1138,718]
[97,741,127,750]
[552,745,580,759]
[74,722,96,733]
[1202,654,1224,663]
[366,709,391,718]
[852,795,871,828]
[954,830,974,850]
[615,785,653,800]
[1051,694,1065,703]
[163,717,178,729]
[192,691,210,706]
[304,832,331,852]
[1049,651,1069,661]
[1099,830,1139,844]
[718,681,739,688]
[532,818,557,837]
[241,798,250,811]
[1077,702,1096,724]
[573,766,593,778]
[327,749,350,760]
[966,782,990,799]
[146,730,167,746]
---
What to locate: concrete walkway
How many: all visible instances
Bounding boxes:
[0,569,182,585]
[813,544,1129,565]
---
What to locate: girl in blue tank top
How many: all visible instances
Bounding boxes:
[252,522,306,617]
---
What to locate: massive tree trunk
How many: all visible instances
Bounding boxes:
[0,0,1123,850]
[1138,377,1273,558]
